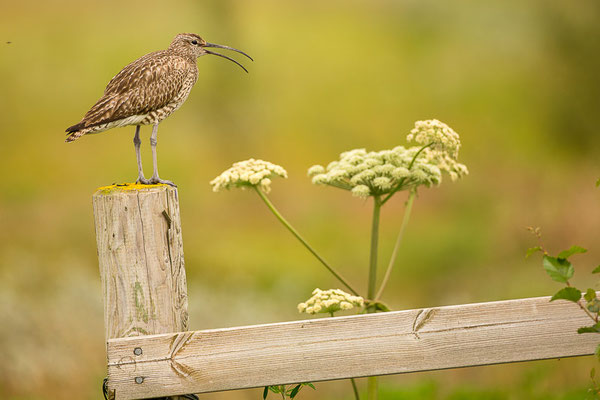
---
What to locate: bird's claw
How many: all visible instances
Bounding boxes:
[136,176,151,185]
[149,176,177,187]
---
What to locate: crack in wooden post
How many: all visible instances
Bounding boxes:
[412,308,437,339]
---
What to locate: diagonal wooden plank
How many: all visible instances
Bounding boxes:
[107,295,598,400]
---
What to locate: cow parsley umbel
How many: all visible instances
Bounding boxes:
[308,119,467,199]
[408,119,461,158]
[210,158,287,193]
[298,288,364,316]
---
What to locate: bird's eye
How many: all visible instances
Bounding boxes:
[191,40,198,45]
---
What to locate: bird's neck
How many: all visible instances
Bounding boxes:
[167,46,197,64]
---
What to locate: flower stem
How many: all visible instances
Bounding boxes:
[374,189,416,301]
[351,378,360,400]
[381,142,433,205]
[366,196,381,400]
[367,376,378,400]
[253,186,360,296]
[368,196,382,301]
[408,142,434,170]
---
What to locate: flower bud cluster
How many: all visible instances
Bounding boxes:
[308,120,468,198]
[407,119,461,159]
[297,288,364,315]
[210,158,287,193]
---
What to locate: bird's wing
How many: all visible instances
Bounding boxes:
[68,51,188,131]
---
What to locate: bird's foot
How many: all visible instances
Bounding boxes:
[136,176,151,185]
[149,176,177,187]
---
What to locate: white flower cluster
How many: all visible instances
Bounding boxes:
[407,119,461,159]
[297,288,364,315]
[210,159,288,193]
[308,120,468,198]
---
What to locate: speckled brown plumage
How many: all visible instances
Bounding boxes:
[66,33,204,142]
[65,33,251,186]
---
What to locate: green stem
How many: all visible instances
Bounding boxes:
[351,378,360,400]
[408,142,434,170]
[367,196,382,301]
[367,376,378,400]
[253,187,360,296]
[366,196,383,400]
[374,189,416,301]
[381,142,433,205]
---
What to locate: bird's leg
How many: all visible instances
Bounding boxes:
[149,123,176,187]
[134,126,150,184]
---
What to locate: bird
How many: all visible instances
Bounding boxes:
[65,33,252,186]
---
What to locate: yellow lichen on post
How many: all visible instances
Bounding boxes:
[95,182,168,194]
[92,184,189,398]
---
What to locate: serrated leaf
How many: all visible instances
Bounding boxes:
[557,245,587,260]
[585,289,597,302]
[578,323,600,334]
[588,299,600,313]
[526,246,543,259]
[550,287,581,302]
[593,266,600,274]
[543,255,574,283]
[263,386,269,399]
[289,385,301,398]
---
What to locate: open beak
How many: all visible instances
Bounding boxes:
[203,42,253,73]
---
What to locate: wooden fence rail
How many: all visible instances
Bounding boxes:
[93,185,596,400]
[107,295,597,399]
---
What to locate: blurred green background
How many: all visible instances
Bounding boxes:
[1,0,599,399]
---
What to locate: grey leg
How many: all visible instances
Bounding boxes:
[149,123,176,187]
[134,126,150,184]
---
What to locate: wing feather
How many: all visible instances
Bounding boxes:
[68,51,188,131]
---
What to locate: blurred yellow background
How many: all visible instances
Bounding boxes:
[1,0,599,399]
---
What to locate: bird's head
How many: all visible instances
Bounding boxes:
[169,33,253,72]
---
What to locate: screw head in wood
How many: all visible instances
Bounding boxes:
[133,347,143,356]
[135,376,144,384]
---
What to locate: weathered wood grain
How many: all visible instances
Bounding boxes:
[93,184,189,399]
[107,295,597,400]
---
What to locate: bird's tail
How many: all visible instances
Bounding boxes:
[65,123,88,143]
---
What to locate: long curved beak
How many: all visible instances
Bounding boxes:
[203,42,253,73]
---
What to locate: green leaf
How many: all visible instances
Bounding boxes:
[588,299,600,313]
[303,383,316,390]
[550,287,581,303]
[289,385,301,398]
[593,266,600,274]
[263,386,269,399]
[557,245,587,260]
[374,301,390,312]
[578,322,600,334]
[596,178,600,188]
[526,246,543,259]
[543,255,574,283]
[268,386,281,394]
[596,343,600,360]
[585,289,597,302]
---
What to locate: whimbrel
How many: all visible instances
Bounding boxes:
[66,33,252,186]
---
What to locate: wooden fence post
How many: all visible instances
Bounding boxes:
[93,184,189,399]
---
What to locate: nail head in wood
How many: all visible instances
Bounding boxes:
[135,377,144,384]
[133,347,143,356]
